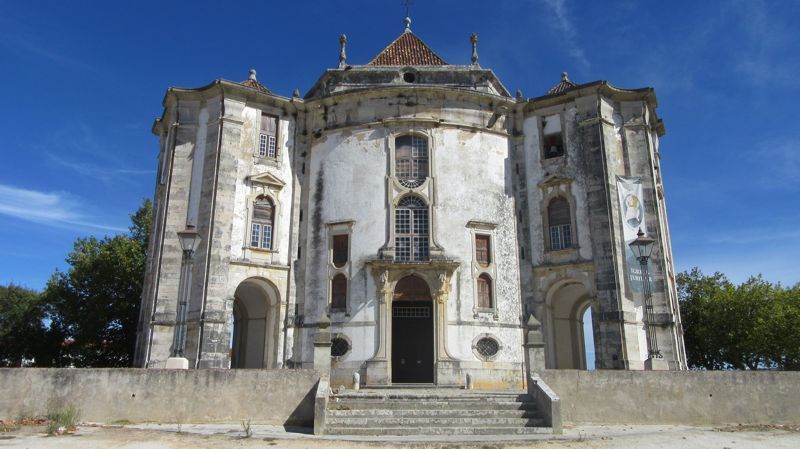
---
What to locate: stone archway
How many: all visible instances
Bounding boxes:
[545,280,594,369]
[230,278,280,369]
[391,275,434,383]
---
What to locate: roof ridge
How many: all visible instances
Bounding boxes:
[367,31,447,66]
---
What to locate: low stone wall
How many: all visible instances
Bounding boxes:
[540,370,800,426]
[0,368,320,426]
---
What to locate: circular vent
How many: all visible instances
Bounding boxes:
[476,337,499,358]
[330,337,350,358]
[403,72,416,83]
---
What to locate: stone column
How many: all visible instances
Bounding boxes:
[313,315,332,374]
[366,270,392,385]
[434,272,454,362]
[524,315,546,376]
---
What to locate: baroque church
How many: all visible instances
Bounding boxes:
[134,16,687,387]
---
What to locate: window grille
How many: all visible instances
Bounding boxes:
[395,196,429,262]
[395,135,428,188]
[476,337,499,357]
[330,337,350,357]
[393,306,431,318]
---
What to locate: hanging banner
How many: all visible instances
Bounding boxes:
[616,176,651,292]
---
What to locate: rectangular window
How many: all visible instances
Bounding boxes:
[332,234,349,268]
[395,209,411,235]
[261,224,273,250]
[331,275,347,310]
[259,114,278,159]
[251,223,261,247]
[475,235,490,267]
[550,224,572,250]
[395,236,411,261]
[412,236,429,261]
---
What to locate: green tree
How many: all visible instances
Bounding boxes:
[43,199,152,367]
[0,284,54,366]
[678,268,800,370]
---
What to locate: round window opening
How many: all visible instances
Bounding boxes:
[476,337,499,358]
[403,72,416,83]
[330,337,350,357]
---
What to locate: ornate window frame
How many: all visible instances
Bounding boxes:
[539,176,578,254]
[467,220,498,320]
[471,333,503,362]
[327,220,354,316]
[381,125,444,260]
[244,172,285,261]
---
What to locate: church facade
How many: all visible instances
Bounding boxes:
[134,21,687,387]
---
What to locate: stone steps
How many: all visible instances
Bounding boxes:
[324,426,553,436]
[324,389,551,436]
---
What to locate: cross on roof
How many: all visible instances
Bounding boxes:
[402,0,414,18]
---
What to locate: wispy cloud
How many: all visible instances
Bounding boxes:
[0,184,125,233]
[541,0,589,69]
[0,17,101,74]
[750,138,800,190]
[46,153,154,184]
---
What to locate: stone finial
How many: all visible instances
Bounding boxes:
[516,89,523,100]
[338,34,347,69]
[249,69,257,81]
[318,314,331,330]
[293,89,300,98]
[561,71,569,81]
[470,32,479,65]
[404,16,411,31]
[526,314,541,330]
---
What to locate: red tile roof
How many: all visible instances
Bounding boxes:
[368,31,447,66]
[546,72,578,95]
[240,78,270,93]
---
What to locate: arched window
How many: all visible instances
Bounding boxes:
[395,196,429,261]
[331,274,347,310]
[250,196,274,250]
[395,135,428,188]
[477,274,493,308]
[548,197,572,250]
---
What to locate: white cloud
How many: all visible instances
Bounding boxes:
[541,0,589,68]
[46,153,154,184]
[0,184,125,232]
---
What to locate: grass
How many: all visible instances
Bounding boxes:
[45,406,80,436]
[241,419,252,438]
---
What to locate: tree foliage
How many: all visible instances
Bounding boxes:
[40,199,152,367]
[0,284,56,366]
[678,268,800,370]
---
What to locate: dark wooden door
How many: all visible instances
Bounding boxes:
[392,301,434,383]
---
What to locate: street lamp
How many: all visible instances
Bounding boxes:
[166,226,202,369]
[628,228,661,361]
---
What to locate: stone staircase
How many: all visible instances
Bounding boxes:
[324,388,552,436]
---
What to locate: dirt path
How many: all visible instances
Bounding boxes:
[1,424,798,448]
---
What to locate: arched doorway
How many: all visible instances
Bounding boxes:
[547,281,593,369]
[392,275,434,383]
[230,278,279,369]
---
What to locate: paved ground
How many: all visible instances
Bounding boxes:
[1,423,799,448]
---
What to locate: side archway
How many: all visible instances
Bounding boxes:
[230,277,280,369]
[545,279,594,369]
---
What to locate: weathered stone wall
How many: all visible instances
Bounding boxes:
[541,370,800,425]
[0,369,319,426]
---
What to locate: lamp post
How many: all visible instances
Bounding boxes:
[628,228,661,362]
[166,226,202,369]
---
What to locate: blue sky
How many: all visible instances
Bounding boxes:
[1,0,798,290]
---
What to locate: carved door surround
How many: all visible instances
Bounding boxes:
[364,259,459,386]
